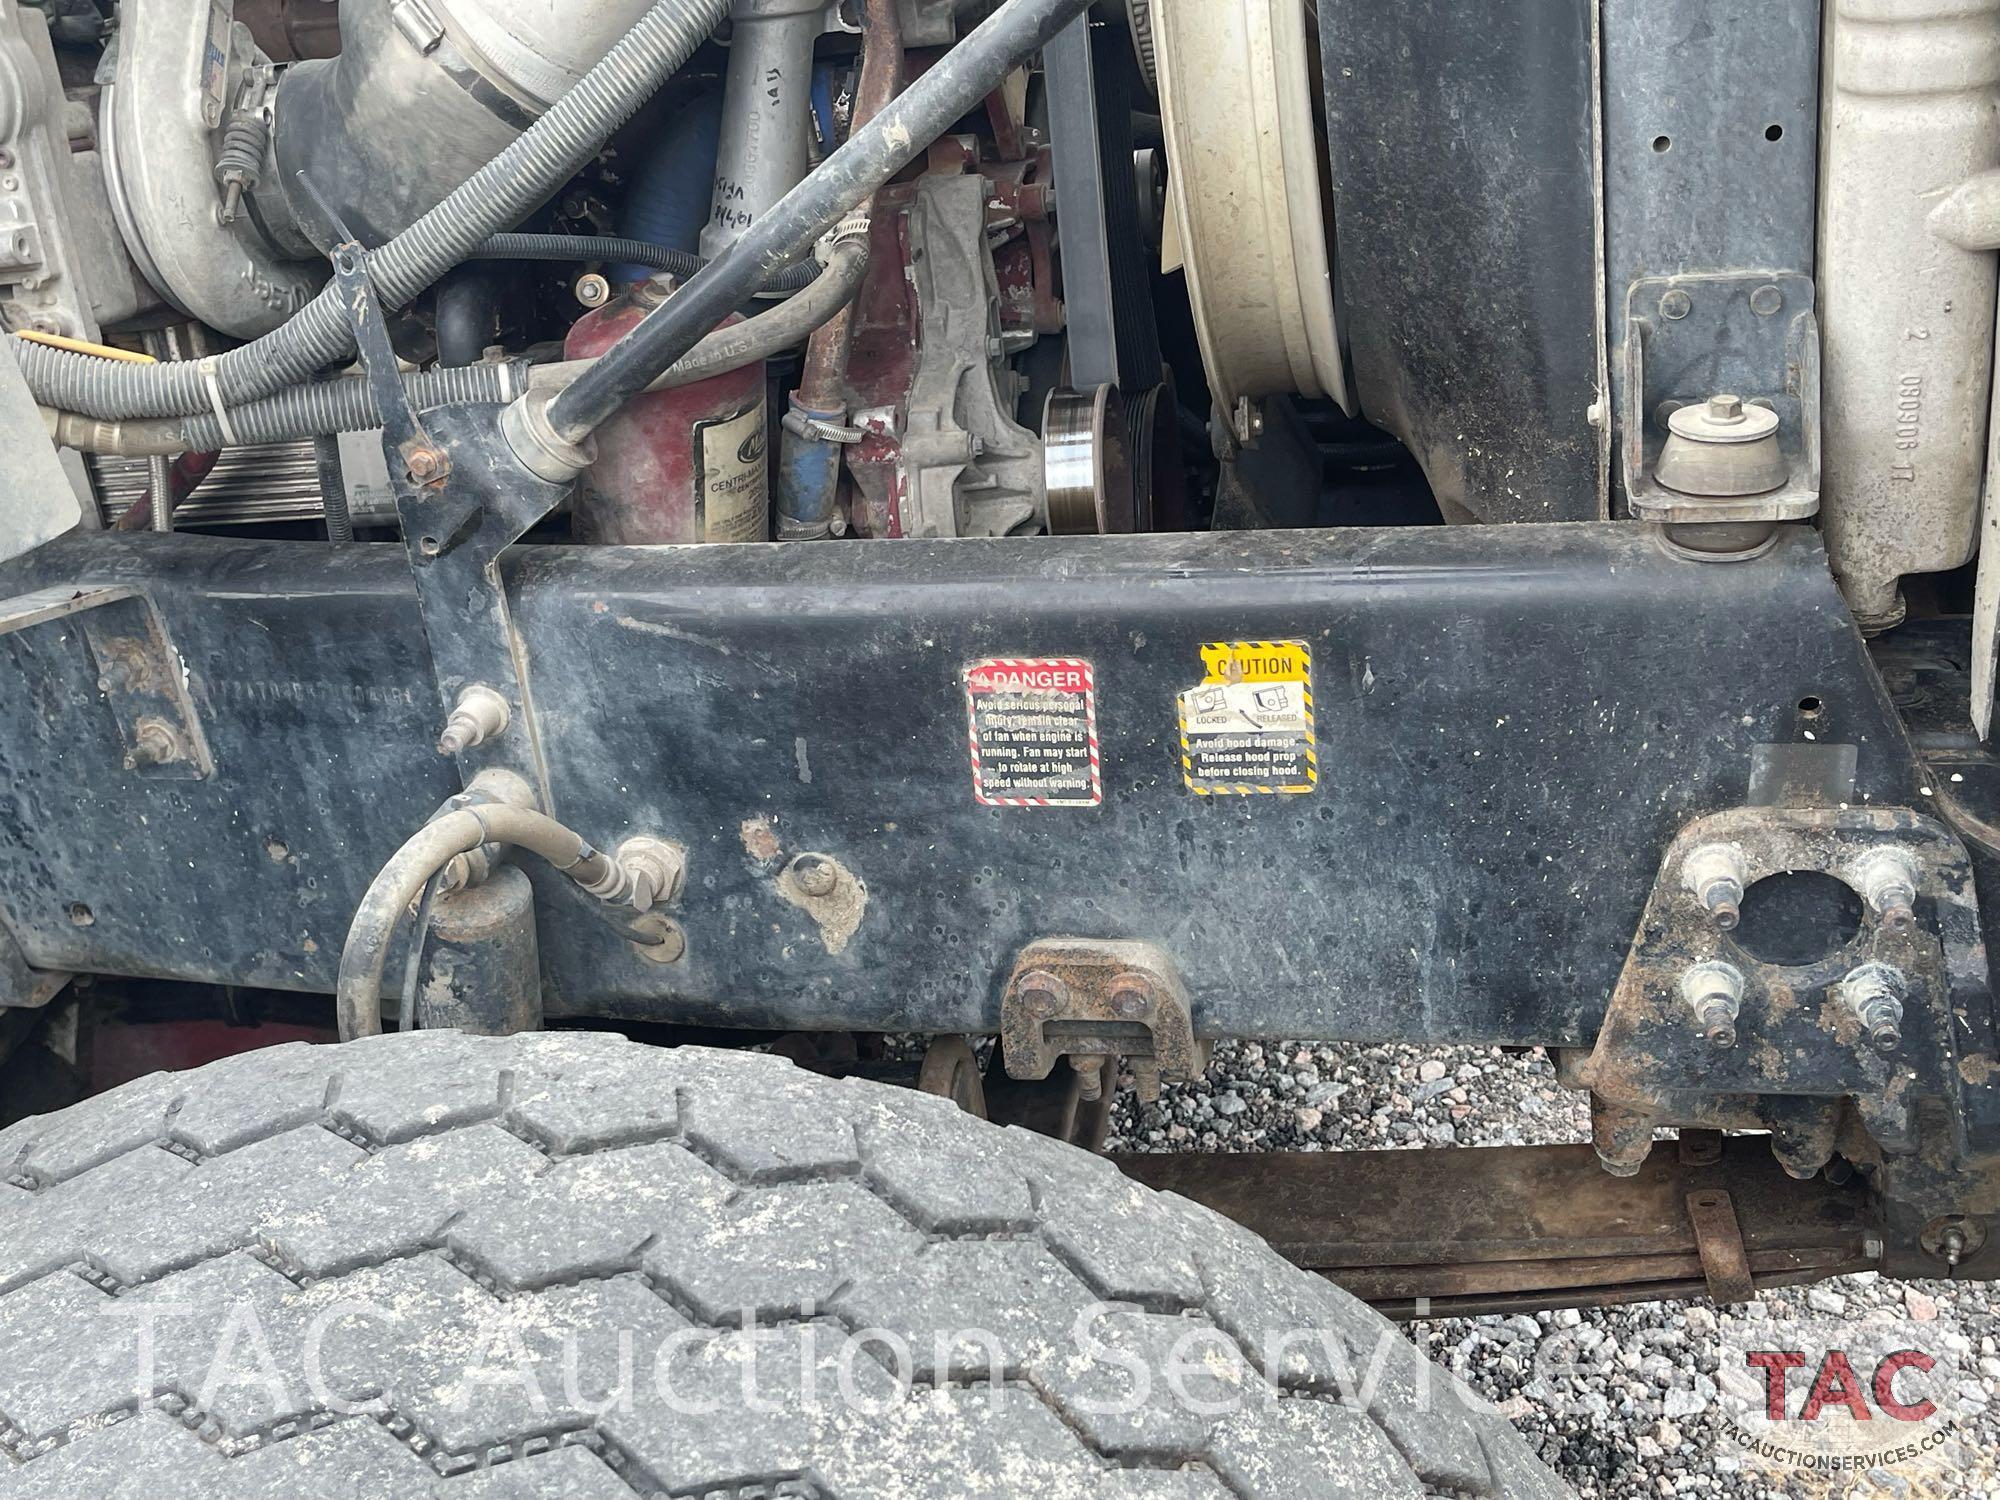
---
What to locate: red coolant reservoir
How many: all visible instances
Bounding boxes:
[563,278,769,544]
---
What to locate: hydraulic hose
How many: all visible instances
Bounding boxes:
[471,233,822,294]
[539,0,1095,447]
[46,239,871,456]
[337,803,622,1041]
[16,0,728,423]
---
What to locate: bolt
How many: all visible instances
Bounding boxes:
[1839,963,1905,1055]
[1941,1225,1968,1269]
[1069,1054,1104,1102]
[125,717,183,770]
[1707,393,1745,422]
[1682,843,1748,930]
[1109,973,1156,1020]
[437,684,510,757]
[576,273,612,309]
[788,854,839,899]
[1659,289,1692,321]
[1852,848,1919,936]
[617,837,686,913]
[406,448,442,483]
[1750,284,1784,317]
[1017,970,1066,1020]
[1680,961,1744,1049]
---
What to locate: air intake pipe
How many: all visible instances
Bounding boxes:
[268,0,667,249]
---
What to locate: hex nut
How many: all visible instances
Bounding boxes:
[437,684,511,757]
[1681,843,1748,931]
[1679,961,1744,1049]
[1850,847,1919,936]
[1838,963,1905,1055]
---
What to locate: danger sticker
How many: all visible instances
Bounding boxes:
[1178,640,1318,795]
[964,657,1103,807]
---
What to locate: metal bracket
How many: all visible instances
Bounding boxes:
[1577,805,2000,1175]
[0,915,66,1012]
[0,585,212,780]
[1621,271,1821,524]
[313,183,567,810]
[1000,938,1203,1102]
[1685,1188,1755,1303]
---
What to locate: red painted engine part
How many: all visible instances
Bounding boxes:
[563,280,771,545]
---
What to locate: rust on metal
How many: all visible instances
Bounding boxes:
[1114,1136,1881,1318]
[999,937,1201,1102]
[917,1034,988,1118]
[1686,1188,1755,1303]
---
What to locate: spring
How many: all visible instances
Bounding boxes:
[214,113,270,190]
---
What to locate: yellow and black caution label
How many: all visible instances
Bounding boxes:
[1177,640,1318,796]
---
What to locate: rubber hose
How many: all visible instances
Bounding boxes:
[169,362,532,452]
[62,242,868,455]
[470,233,822,293]
[16,0,728,422]
[524,237,870,395]
[338,804,618,1041]
[545,0,1095,443]
[50,240,863,454]
[435,267,508,368]
[614,85,724,278]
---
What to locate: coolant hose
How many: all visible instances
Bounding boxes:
[337,803,621,1041]
[48,240,871,455]
[471,234,823,294]
[15,0,728,422]
[541,0,1095,446]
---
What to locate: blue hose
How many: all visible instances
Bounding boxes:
[614,86,726,281]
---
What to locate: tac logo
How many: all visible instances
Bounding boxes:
[1713,1315,1978,1481]
[1745,1347,1938,1424]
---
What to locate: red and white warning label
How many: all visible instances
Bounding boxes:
[963,657,1103,808]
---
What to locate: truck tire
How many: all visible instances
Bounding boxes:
[0,1031,1572,1498]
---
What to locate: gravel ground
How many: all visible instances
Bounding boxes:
[1107,1042,2000,1499]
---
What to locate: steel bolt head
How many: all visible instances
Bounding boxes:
[1750,284,1783,317]
[1017,970,1065,1019]
[1659,289,1693,321]
[1707,393,1745,422]
[407,449,441,481]
[1109,973,1156,1019]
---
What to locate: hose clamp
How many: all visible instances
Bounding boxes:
[499,389,595,485]
[815,213,873,264]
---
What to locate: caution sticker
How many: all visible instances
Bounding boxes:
[1177,641,1318,795]
[964,657,1103,808]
